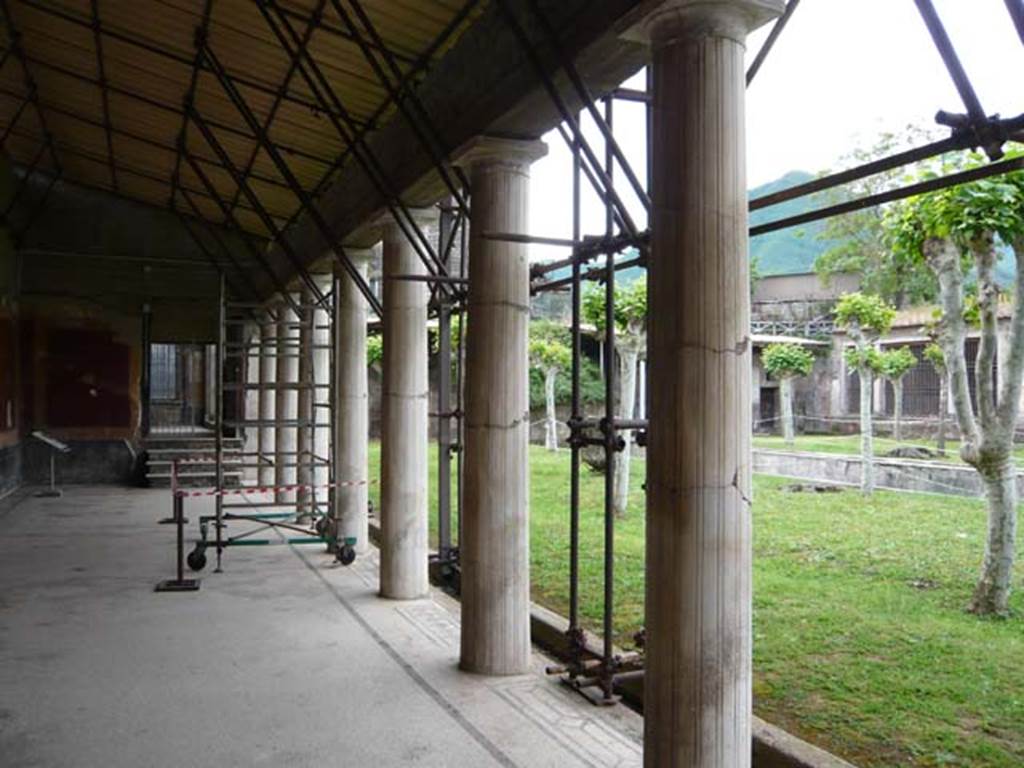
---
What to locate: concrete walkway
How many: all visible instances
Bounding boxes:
[0,487,642,768]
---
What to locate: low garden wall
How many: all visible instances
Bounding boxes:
[752,448,1017,498]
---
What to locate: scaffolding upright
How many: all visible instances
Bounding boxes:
[184,277,351,573]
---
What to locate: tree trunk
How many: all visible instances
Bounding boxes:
[544,367,558,451]
[969,459,1018,616]
[929,235,1022,616]
[859,367,875,495]
[893,378,904,443]
[780,376,795,447]
[613,347,639,517]
[937,374,948,453]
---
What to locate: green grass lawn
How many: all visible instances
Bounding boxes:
[368,442,1024,767]
[753,433,1024,465]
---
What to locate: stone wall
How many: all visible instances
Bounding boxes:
[0,175,240,488]
[753,448,1008,498]
[0,158,21,494]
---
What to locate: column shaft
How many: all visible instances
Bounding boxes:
[313,276,332,517]
[275,298,299,504]
[297,287,315,517]
[643,3,781,766]
[380,223,429,599]
[257,310,276,487]
[459,139,545,675]
[334,252,373,553]
[242,322,261,485]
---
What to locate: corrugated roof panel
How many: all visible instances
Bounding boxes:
[101,0,199,60]
[111,132,177,177]
[107,92,181,147]
[117,172,176,208]
[37,94,108,140]
[266,100,349,152]
[3,131,53,173]
[100,35,193,95]
[0,92,45,138]
[9,1,98,57]
[45,112,110,159]
[16,31,99,86]
[57,150,114,187]
[187,120,262,174]
[232,207,273,237]
[24,63,105,123]
[5,0,484,236]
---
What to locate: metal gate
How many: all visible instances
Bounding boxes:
[148,343,211,434]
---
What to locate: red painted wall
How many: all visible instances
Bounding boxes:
[44,328,132,428]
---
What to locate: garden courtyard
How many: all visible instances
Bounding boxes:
[368,442,1024,768]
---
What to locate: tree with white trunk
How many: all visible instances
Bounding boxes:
[877,345,917,443]
[582,281,646,518]
[529,321,571,451]
[761,343,815,447]
[835,292,897,496]
[887,164,1024,616]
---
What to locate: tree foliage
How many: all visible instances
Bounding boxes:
[526,320,602,409]
[876,346,917,382]
[581,281,647,336]
[834,292,897,339]
[843,345,882,373]
[923,342,945,373]
[529,320,571,372]
[429,314,463,354]
[762,343,814,379]
[367,333,383,367]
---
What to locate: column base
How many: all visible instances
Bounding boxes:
[458,658,530,677]
[378,588,430,601]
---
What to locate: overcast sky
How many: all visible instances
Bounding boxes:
[526,0,1024,261]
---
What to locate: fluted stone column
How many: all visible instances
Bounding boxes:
[638,2,783,766]
[296,286,315,519]
[275,296,299,504]
[333,248,375,553]
[457,137,547,675]
[380,212,432,599]
[257,308,276,487]
[312,275,332,517]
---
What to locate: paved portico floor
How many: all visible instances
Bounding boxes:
[0,486,642,768]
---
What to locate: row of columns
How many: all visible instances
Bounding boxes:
[248,2,778,763]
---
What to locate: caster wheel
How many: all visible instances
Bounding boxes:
[315,517,327,537]
[337,544,356,567]
[187,547,207,572]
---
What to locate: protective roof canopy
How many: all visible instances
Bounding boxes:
[0,0,479,238]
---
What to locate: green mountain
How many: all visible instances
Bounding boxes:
[748,170,835,276]
[747,170,1016,284]
[538,169,1015,284]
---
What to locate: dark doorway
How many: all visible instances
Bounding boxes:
[759,386,778,433]
[148,344,210,434]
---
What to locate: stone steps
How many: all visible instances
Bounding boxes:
[143,436,246,488]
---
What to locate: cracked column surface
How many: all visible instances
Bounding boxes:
[458,137,547,675]
[275,296,299,504]
[257,307,276,487]
[639,1,783,766]
[380,214,432,599]
[333,248,374,554]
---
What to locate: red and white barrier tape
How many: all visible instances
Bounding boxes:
[174,479,371,499]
